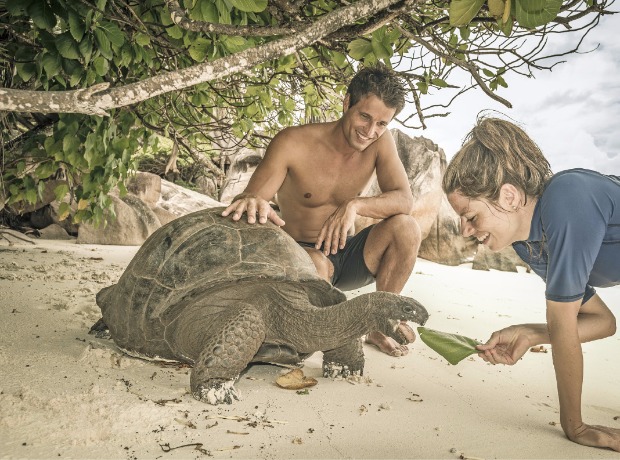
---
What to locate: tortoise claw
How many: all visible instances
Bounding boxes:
[192,380,240,405]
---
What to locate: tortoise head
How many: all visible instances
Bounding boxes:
[363,292,429,340]
[382,292,429,326]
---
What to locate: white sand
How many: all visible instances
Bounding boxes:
[1,237,619,459]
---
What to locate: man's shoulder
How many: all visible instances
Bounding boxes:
[270,122,335,153]
[279,121,335,138]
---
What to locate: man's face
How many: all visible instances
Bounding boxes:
[342,93,396,151]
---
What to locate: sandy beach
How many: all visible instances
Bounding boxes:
[1,236,619,460]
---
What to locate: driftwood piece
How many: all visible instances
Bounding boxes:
[0,228,37,245]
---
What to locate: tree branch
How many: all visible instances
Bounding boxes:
[396,23,513,109]
[165,0,297,36]
[0,0,404,116]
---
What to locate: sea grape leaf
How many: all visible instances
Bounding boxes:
[514,0,562,28]
[229,0,268,13]
[449,0,486,26]
[417,327,481,365]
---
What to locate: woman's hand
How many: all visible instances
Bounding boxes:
[476,324,544,365]
[569,423,620,452]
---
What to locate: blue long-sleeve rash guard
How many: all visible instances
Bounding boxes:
[512,168,620,304]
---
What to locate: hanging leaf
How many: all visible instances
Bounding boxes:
[514,0,562,28]
[41,52,62,78]
[488,0,505,18]
[449,0,486,26]
[27,1,57,30]
[94,28,113,59]
[371,37,393,60]
[56,33,81,60]
[16,63,37,82]
[93,56,109,76]
[54,183,70,202]
[99,20,125,48]
[417,327,481,365]
[68,11,86,42]
[229,0,268,13]
[57,202,71,221]
[7,0,35,16]
[348,38,373,60]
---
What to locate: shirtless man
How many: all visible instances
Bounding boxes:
[222,65,422,357]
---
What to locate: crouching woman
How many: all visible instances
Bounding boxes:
[443,116,620,451]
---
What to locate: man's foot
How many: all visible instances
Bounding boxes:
[365,331,409,357]
[364,322,417,357]
[394,320,416,344]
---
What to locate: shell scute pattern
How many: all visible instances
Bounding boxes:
[156,224,240,290]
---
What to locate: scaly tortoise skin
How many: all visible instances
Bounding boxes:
[94,207,429,404]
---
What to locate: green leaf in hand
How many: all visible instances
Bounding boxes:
[417,327,481,365]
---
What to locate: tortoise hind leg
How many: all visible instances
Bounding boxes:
[191,306,265,404]
[88,317,111,339]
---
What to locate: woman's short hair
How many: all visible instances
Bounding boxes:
[442,116,552,202]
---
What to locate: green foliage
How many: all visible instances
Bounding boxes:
[515,0,563,28]
[450,0,562,28]
[418,327,481,365]
[0,0,604,224]
[449,0,487,27]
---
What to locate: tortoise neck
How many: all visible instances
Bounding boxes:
[270,293,377,352]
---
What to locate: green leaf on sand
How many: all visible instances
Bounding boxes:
[417,327,481,365]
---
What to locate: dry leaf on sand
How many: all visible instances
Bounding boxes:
[275,368,318,390]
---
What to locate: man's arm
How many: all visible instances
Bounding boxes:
[315,131,413,254]
[355,130,414,218]
[221,130,290,225]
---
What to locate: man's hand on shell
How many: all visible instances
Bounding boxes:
[222,195,285,226]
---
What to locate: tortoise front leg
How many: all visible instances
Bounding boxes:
[322,339,364,378]
[191,306,265,404]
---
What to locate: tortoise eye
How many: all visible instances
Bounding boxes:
[403,306,413,314]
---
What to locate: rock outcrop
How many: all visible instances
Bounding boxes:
[472,244,531,272]
[354,129,445,240]
[219,149,264,204]
[418,193,478,266]
[77,172,223,245]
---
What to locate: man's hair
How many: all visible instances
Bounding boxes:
[442,116,552,203]
[346,64,406,116]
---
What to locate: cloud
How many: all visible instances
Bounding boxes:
[399,15,620,175]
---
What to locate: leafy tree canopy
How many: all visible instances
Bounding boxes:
[0,0,613,225]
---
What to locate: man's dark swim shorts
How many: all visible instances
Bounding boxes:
[297,225,375,291]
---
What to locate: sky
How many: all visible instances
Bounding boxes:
[398,13,620,175]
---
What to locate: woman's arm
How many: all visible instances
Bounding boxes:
[546,300,583,437]
[547,299,620,450]
[477,293,616,364]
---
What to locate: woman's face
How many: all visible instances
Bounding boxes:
[447,190,525,252]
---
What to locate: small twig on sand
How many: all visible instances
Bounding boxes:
[159,442,212,456]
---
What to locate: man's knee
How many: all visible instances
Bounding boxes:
[383,214,422,252]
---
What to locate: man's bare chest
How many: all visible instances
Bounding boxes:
[282,159,375,206]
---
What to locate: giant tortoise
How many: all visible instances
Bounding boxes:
[94,207,429,404]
